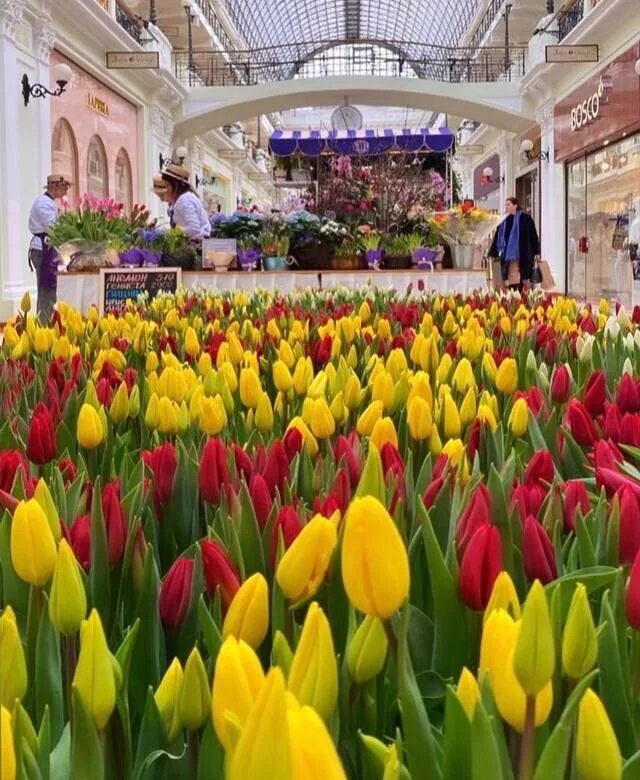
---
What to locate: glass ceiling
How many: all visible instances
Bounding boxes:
[224,0,483,67]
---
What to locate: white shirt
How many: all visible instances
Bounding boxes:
[28,193,59,250]
[171,191,210,240]
[629,216,640,245]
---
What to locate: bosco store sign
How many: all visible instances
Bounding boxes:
[570,79,606,132]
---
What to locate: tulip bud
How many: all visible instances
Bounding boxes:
[20,290,31,314]
[184,326,200,358]
[201,538,240,610]
[154,658,184,742]
[356,400,383,436]
[508,397,529,438]
[34,478,61,542]
[11,499,57,586]
[271,630,294,676]
[276,514,337,604]
[199,438,231,506]
[73,609,118,729]
[288,602,338,722]
[522,515,557,584]
[495,358,518,394]
[76,403,104,449]
[513,580,555,696]
[456,667,480,720]
[254,392,274,434]
[49,539,87,635]
[550,365,571,404]
[1,706,16,780]
[26,403,57,465]
[346,615,388,684]
[287,700,348,779]
[178,647,210,731]
[212,637,264,751]
[484,570,521,623]
[0,606,27,707]
[442,392,461,439]
[159,558,194,631]
[222,572,269,649]
[239,367,262,409]
[561,584,597,679]
[576,689,622,780]
[342,496,409,618]
[407,396,432,440]
[566,399,598,447]
[273,360,293,393]
[109,381,129,424]
[370,416,398,452]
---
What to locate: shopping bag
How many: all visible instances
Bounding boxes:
[537,259,555,290]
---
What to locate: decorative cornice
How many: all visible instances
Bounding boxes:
[0,0,25,39]
[534,97,556,130]
[33,15,55,62]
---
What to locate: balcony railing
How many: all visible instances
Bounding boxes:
[174,40,527,87]
[115,1,143,45]
[192,0,235,52]
[557,0,585,40]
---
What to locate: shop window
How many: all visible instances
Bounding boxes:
[114,148,133,215]
[51,118,79,203]
[87,135,108,199]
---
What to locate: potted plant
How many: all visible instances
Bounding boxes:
[288,211,335,270]
[406,231,438,269]
[332,235,363,271]
[383,234,412,269]
[159,227,197,270]
[359,231,383,269]
[237,235,261,271]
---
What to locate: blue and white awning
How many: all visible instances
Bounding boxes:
[269,127,455,157]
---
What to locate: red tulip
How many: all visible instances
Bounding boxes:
[592,439,623,472]
[69,515,91,572]
[231,443,252,485]
[596,468,640,502]
[159,558,194,630]
[283,427,304,462]
[58,457,78,485]
[262,441,290,500]
[271,505,303,566]
[614,485,640,564]
[95,377,113,408]
[567,399,599,446]
[524,450,554,487]
[522,515,557,584]
[142,443,177,511]
[131,525,147,592]
[563,480,591,532]
[467,418,481,461]
[603,404,622,441]
[0,450,29,493]
[249,472,273,529]
[201,539,240,610]
[456,484,491,555]
[616,373,639,414]
[551,365,571,404]
[619,414,640,447]
[526,387,547,417]
[626,549,640,630]
[331,467,352,512]
[583,370,607,417]
[313,493,341,518]
[101,480,127,566]
[458,522,503,611]
[334,434,362,488]
[381,442,404,480]
[199,438,231,505]
[432,453,450,482]
[422,476,445,510]
[26,403,57,465]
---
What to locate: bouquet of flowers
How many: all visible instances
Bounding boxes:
[428,203,500,246]
[210,211,264,241]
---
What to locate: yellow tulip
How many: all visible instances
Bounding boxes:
[178,647,210,731]
[407,396,433,441]
[276,515,337,604]
[0,607,27,708]
[184,326,200,357]
[484,571,521,623]
[212,637,264,751]
[293,357,314,396]
[279,339,295,368]
[239,367,262,409]
[49,539,87,635]
[359,300,371,323]
[76,403,104,449]
[308,398,335,439]
[356,400,383,436]
[154,658,183,742]
[20,291,31,313]
[370,417,398,452]
[288,602,338,722]
[10,499,57,586]
[288,701,347,780]
[343,374,363,411]
[372,371,395,411]
[477,403,498,432]
[273,360,293,393]
[561,584,597,680]
[508,397,529,438]
[2,324,19,349]
[1,706,16,780]
[346,616,388,684]
[199,395,227,436]
[73,609,118,729]
[330,392,346,425]
[222,573,269,649]
[458,387,477,427]
[342,496,409,618]
[456,667,480,721]
[451,358,476,394]
[513,580,555,696]
[442,393,461,439]
[254,392,274,434]
[576,689,622,780]
[286,417,319,458]
[495,358,518,394]
[109,381,130,424]
[145,392,160,430]
[228,668,291,780]
[34,479,61,542]
[157,396,179,435]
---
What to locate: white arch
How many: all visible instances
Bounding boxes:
[176,76,532,137]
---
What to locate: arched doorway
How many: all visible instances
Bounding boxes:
[51,118,79,202]
[87,134,108,199]
[115,148,133,214]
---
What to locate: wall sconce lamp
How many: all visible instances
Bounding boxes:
[520,138,549,162]
[159,146,188,169]
[481,166,504,184]
[22,63,72,106]
[195,174,216,188]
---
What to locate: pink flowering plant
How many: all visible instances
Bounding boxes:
[49,195,151,247]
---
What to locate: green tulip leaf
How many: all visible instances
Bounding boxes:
[471,701,505,780]
[237,481,266,576]
[622,750,640,780]
[35,595,64,743]
[49,724,71,780]
[89,477,111,628]
[442,687,471,780]
[70,688,104,780]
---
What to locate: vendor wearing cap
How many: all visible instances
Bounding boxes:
[161,164,210,241]
[152,174,172,223]
[28,173,71,320]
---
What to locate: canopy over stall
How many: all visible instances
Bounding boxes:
[269,127,455,156]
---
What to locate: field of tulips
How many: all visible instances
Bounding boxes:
[0,286,640,780]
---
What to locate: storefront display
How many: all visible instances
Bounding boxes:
[555,42,640,303]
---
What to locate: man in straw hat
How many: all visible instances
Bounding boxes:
[161,164,210,241]
[28,173,71,320]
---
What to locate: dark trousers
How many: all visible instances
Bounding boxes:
[28,248,56,321]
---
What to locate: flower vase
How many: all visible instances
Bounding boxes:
[451,244,475,270]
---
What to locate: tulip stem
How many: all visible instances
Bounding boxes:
[63,635,78,719]
[631,630,640,700]
[188,730,200,778]
[518,695,536,780]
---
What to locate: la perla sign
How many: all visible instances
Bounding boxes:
[570,79,606,132]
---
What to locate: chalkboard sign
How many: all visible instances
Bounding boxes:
[99,267,182,314]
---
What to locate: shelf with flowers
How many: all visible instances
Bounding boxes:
[428,203,500,269]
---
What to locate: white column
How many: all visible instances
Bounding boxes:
[33,14,55,189]
[149,105,174,221]
[536,98,565,292]
[0,0,29,317]
[496,132,515,203]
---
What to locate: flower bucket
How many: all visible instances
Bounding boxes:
[140,249,161,267]
[237,248,261,271]
[384,253,411,270]
[332,254,363,271]
[263,256,288,271]
[65,241,119,270]
[365,249,383,270]
[292,240,335,270]
[118,248,144,268]
[411,248,437,270]
[451,244,475,270]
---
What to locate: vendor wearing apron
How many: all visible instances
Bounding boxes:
[152,174,173,224]
[161,164,210,243]
[28,173,71,320]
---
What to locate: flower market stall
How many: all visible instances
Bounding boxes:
[0,287,639,779]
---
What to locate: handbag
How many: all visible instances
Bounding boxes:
[531,263,542,285]
[536,258,555,290]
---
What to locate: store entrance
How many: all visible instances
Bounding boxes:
[567,134,640,306]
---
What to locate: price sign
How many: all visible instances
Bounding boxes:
[99,267,181,314]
